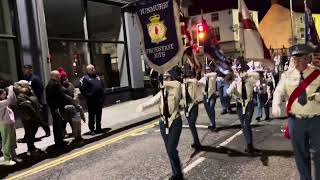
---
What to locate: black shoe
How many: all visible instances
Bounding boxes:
[256,117,261,121]
[221,110,228,115]
[95,129,103,134]
[89,131,96,136]
[169,174,184,180]
[208,126,219,132]
[245,144,260,154]
[27,148,41,156]
[264,117,270,121]
[55,141,68,148]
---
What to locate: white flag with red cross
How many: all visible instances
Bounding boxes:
[239,0,274,70]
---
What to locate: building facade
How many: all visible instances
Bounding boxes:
[189,9,259,57]
[0,0,146,105]
[259,2,320,50]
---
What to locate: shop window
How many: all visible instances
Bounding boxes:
[0,0,18,82]
[48,41,90,87]
[44,0,84,38]
[91,42,127,88]
[87,1,123,41]
[0,0,13,35]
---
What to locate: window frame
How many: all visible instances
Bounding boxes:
[211,13,219,22]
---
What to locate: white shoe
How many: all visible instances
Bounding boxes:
[2,160,16,166]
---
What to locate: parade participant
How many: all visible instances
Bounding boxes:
[313,51,320,68]
[254,70,271,121]
[23,65,50,137]
[137,70,184,180]
[182,68,202,150]
[199,62,218,131]
[80,64,105,135]
[272,44,320,180]
[14,80,41,155]
[218,74,232,115]
[46,71,73,147]
[227,58,260,153]
[0,86,22,165]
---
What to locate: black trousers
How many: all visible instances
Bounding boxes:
[50,109,65,145]
[40,104,50,134]
[87,102,103,132]
[21,118,39,151]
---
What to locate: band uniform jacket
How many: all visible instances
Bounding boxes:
[272,65,320,116]
[227,71,260,108]
[199,72,217,99]
[182,78,203,114]
[140,81,182,128]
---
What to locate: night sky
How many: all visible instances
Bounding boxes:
[188,0,320,21]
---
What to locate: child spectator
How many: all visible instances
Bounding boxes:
[0,86,22,165]
[64,94,85,143]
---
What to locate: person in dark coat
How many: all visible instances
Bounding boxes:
[80,64,105,135]
[46,71,73,147]
[23,65,50,137]
[57,67,75,137]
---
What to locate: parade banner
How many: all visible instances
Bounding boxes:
[136,0,184,74]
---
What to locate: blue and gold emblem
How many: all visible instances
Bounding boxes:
[147,15,167,44]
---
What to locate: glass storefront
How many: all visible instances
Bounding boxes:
[44,0,128,89]
[0,0,18,82]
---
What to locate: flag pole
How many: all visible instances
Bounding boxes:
[289,0,295,45]
[238,0,246,58]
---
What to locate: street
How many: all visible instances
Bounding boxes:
[1,98,299,180]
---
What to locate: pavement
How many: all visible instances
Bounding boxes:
[7,96,159,157]
[1,96,300,180]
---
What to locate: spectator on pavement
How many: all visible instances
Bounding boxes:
[14,80,41,155]
[58,67,75,137]
[23,65,50,137]
[46,71,73,147]
[0,86,22,166]
[64,93,86,143]
[80,64,105,135]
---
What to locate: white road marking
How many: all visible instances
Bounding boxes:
[182,130,243,174]
[217,130,243,147]
[183,157,206,173]
[182,125,208,129]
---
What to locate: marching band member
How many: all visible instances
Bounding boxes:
[199,63,218,132]
[272,44,320,180]
[137,70,184,180]
[227,58,260,153]
[182,68,203,150]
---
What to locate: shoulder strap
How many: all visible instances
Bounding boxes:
[286,69,320,115]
